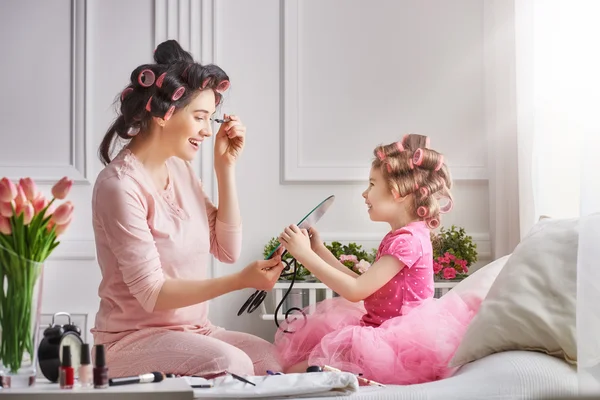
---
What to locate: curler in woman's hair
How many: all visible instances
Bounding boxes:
[427,218,440,229]
[121,87,133,101]
[156,72,167,88]
[412,148,424,166]
[216,80,230,93]
[396,141,404,152]
[408,158,414,170]
[172,87,185,101]
[201,78,210,89]
[138,69,156,87]
[419,187,429,197]
[127,125,140,137]
[145,96,153,112]
[434,155,444,171]
[417,206,428,218]
[377,150,386,161]
[164,105,176,121]
[386,163,392,173]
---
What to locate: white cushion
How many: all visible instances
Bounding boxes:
[450,217,578,367]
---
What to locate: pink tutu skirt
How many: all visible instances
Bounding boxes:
[273,291,480,385]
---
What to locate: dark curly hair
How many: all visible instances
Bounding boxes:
[98,40,230,165]
[371,134,453,229]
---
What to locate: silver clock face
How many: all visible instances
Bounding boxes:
[58,333,83,370]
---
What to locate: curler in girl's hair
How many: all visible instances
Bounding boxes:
[172,87,185,101]
[412,148,424,166]
[377,150,386,161]
[438,195,453,214]
[386,163,392,173]
[145,97,153,112]
[127,125,140,137]
[392,189,400,200]
[138,69,155,87]
[425,137,431,148]
[201,78,210,89]
[417,206,428,218]
[121,87,133,101]
[434,155,444,171]
[156,72,167,88]
[419,187,429,197]
[427,218,440,229]
[395,141,404,152]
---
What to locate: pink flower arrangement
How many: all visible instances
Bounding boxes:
[0,176,73,375]
[339,254,371,275]
[433,252,469,281]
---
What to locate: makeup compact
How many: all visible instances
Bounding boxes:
[38,312,83,383]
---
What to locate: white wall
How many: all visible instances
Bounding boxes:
[0,0,502,343]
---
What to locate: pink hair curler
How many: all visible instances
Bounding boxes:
[420,187,428,197]
[434,155,444,171]
[216,80,230,93]
[439,195,453,214]
[392,189,400,199]
[377,150,386,161]
[138,69,156,87]
[172,86,185,101]
[156,72,167,88]
[412,148,424,166]
[427,218,440,229]
[417,206,428,217]
[386,163,392,173]
[396,141,404,152]
[121,87,133,101]
[408,158,414,170]
[145,96,153,112]
[201,78,211,89]
[164,105,176,121]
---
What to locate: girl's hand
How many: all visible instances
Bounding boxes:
[307,226,324,251]
[214,114,246,168]
[279,224,312,261]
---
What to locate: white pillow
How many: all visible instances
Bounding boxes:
[450,255,510,306]
[450,217,578,367]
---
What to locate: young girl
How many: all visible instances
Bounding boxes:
[274,134,478,385]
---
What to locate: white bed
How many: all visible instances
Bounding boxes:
[305,351,577,400]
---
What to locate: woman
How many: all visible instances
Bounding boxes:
[91,40,284,378]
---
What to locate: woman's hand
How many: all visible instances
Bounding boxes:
[238,247,285,291]
[214,114,246,168]
[279,224,313,262]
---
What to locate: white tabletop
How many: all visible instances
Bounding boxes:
[0,378,194,400]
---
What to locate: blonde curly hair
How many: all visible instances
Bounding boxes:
[371,134,453,229]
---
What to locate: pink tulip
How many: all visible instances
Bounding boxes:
[14,185,27,209]
[0,202,13,218]
[19,178,39,202]
[32,196,49,214]
[51,177,73,200]
[51,201,74,225]
[0,178,18,203]
[55,219,71,236]
[22,203,34,225]
[0,216,11,235]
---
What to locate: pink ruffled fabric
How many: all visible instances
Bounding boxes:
[274,291,479,385]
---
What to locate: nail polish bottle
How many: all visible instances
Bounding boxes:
[59,345,74,389]
[93,344,108,389]
[78,343,93,388]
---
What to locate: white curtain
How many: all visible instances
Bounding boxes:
[512,0,600,393]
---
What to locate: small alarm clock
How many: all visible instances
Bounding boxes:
[37,312,83,383]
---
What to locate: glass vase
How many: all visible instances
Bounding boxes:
[0,247,44,388]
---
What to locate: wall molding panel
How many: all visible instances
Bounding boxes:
[280,0,488,184]
[1,0,91,185]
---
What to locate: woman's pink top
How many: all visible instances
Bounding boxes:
[91,149,242,345]
[362,221,435,327]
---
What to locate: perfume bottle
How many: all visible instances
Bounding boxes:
[78,343,93,388]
